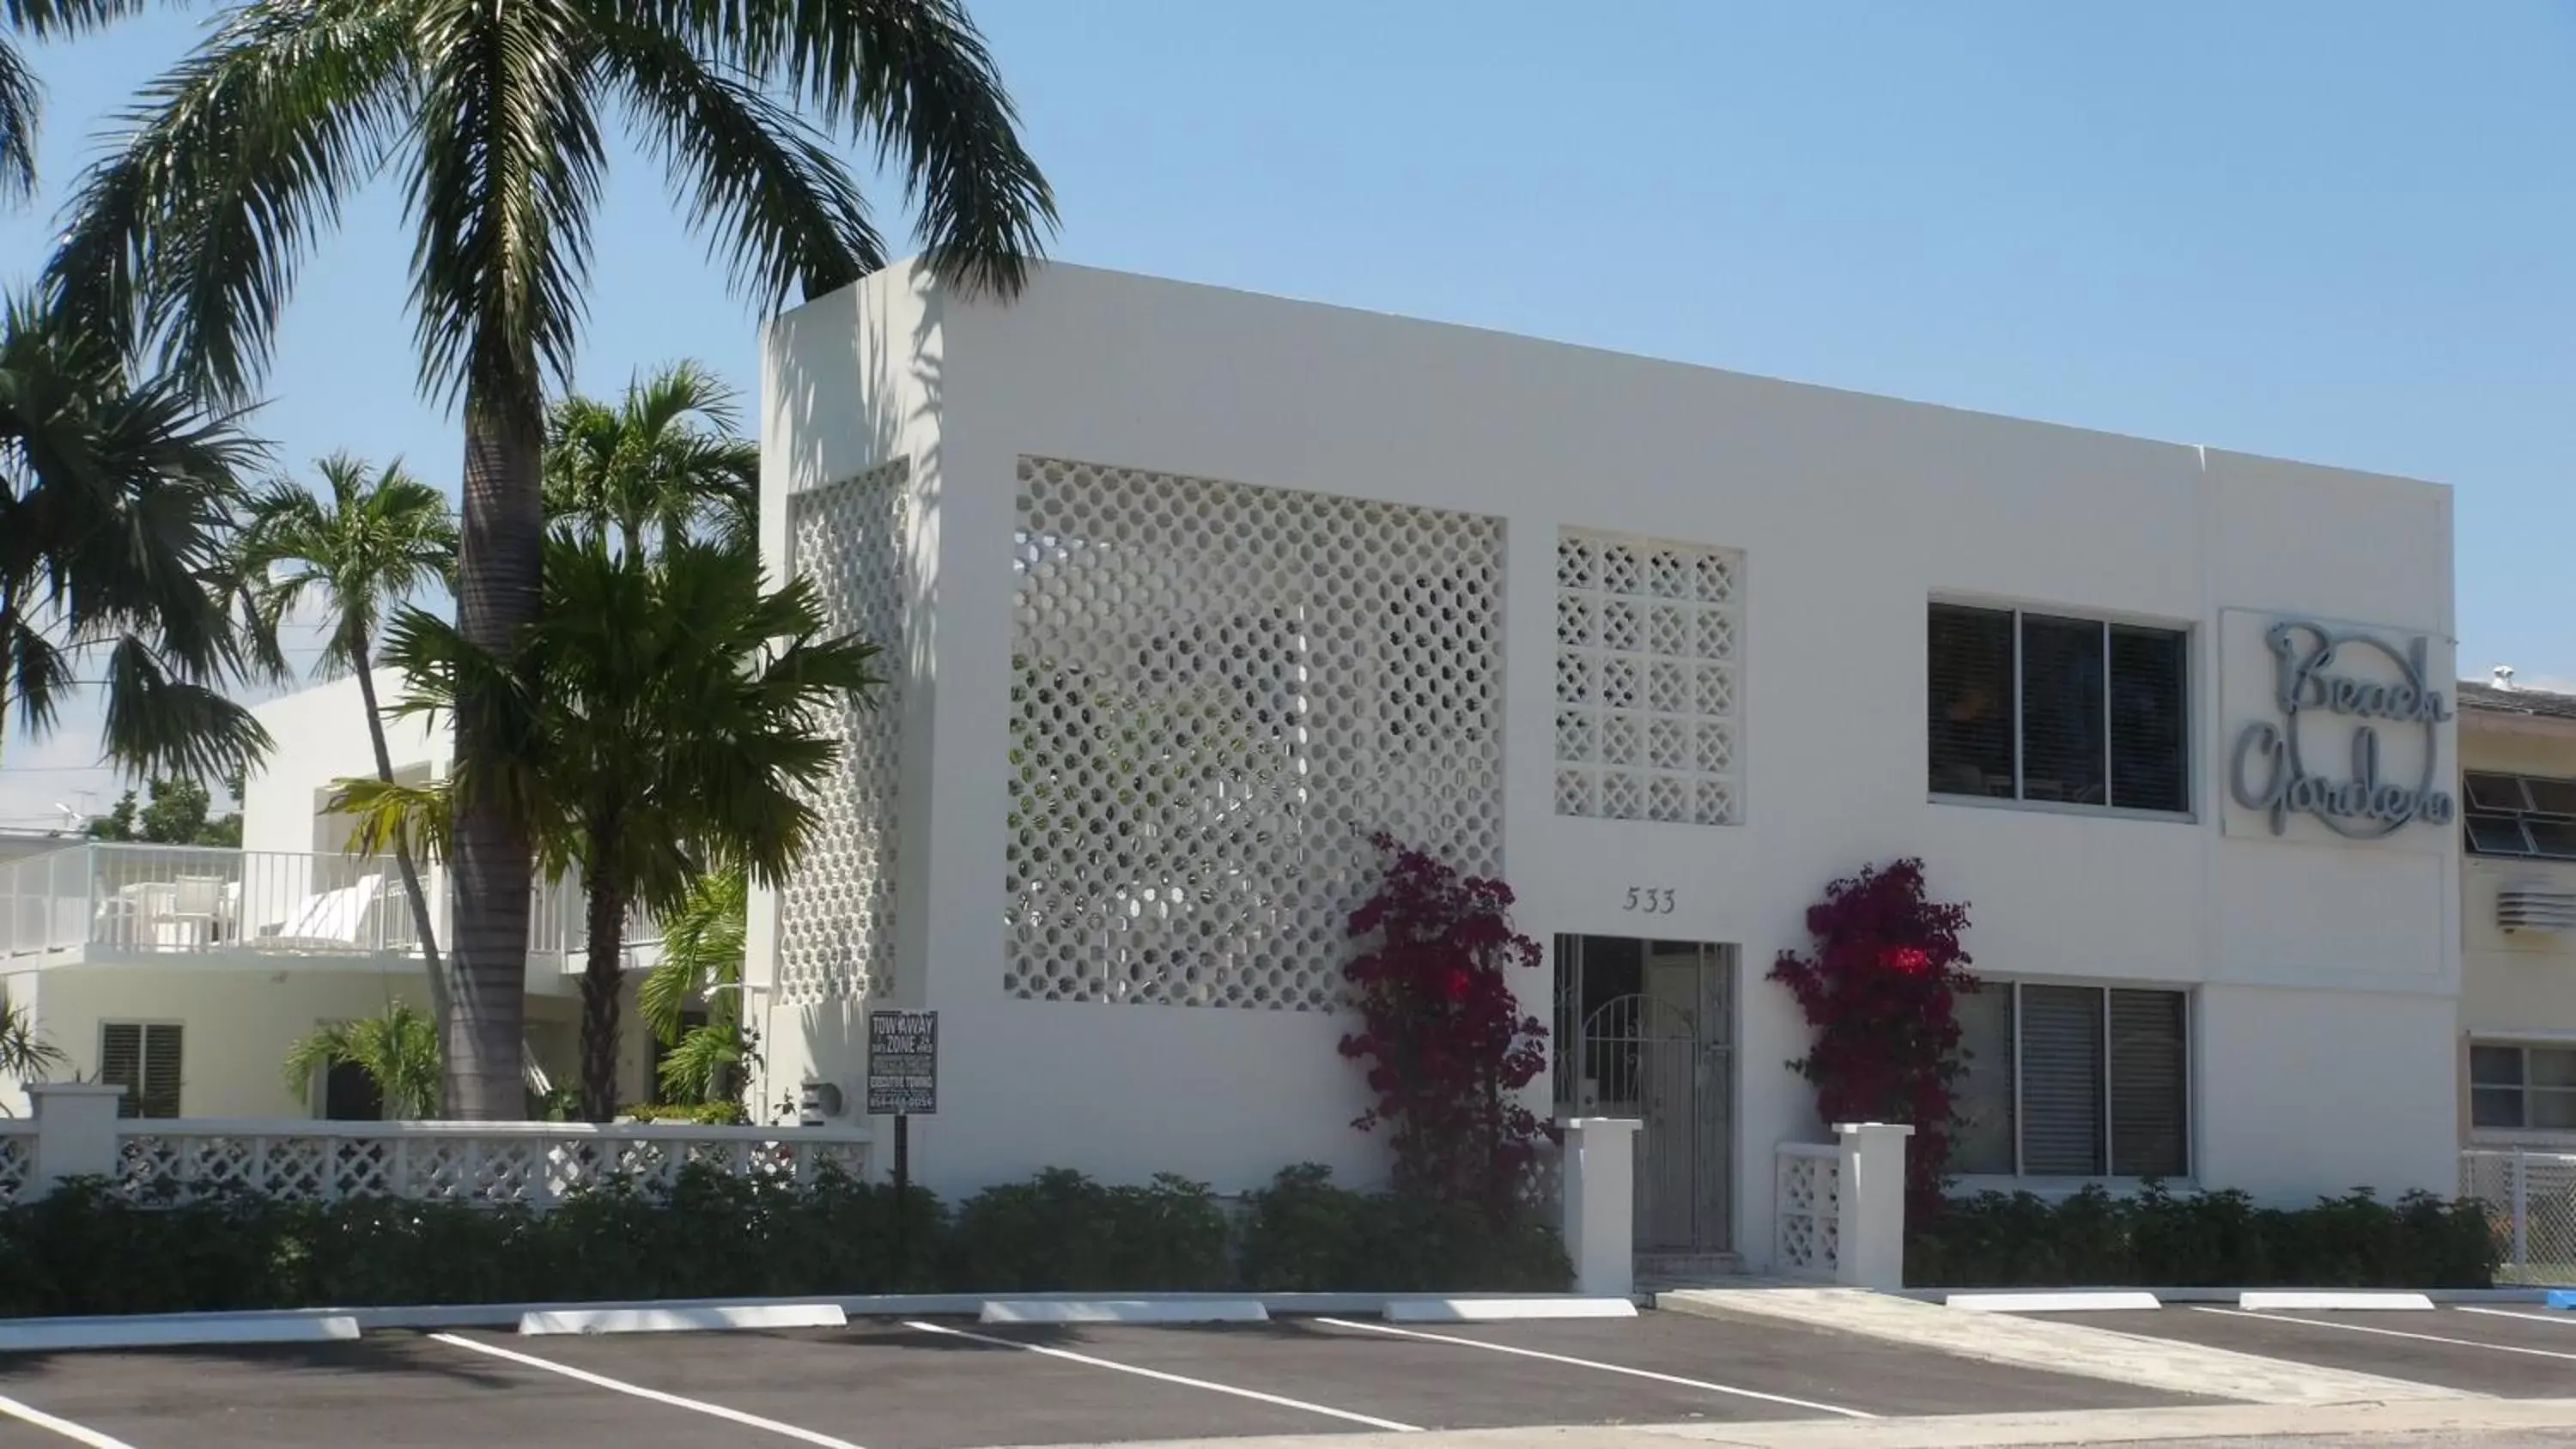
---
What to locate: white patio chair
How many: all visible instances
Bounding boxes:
[254,872,387,952]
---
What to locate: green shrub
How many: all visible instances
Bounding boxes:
[0,1159,1569,1315]
[947,1168,1230,1291]
[1910,1184,2500,1288]
[620,1101,752,1125]
[1237,1163,1570,1292]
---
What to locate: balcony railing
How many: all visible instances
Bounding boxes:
[0,843,659,968]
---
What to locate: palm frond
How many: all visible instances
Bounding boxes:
[595,22,881,306]
[96,634,272,781]
[282,1001,441,1117]
[641,0,1052,296]
[43,0,416,403]
[406,0,605,422]
[0,36,39,206]
[325,772,453,863]
[638,864,742,1044]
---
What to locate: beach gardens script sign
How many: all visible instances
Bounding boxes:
[2227,617,2454,840]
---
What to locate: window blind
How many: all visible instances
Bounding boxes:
[2108,627,2187,812]
[1928,605,2014,799]
[2018,985,2105,1175]
[2108,989,2188,1176]
[2019,616,2106,806]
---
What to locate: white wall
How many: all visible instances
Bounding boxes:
[763,262,2461,1249]
[242,670,447,858]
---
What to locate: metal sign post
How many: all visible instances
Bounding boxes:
[866,1009,938,1276]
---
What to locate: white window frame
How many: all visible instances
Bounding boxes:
[1927,597,2197,824]
[1952,977,2197,1192]
[2461,772,2576,860]
[2466,1039,2576,1141]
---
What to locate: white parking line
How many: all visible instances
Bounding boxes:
[427,1332,864,1447]
[900,1319,1422,1432]
[0,1390,137,1449]
[2193,1307,2576,1362]
[2459,1307,2576,1329]
[1313,1315,1875,1420]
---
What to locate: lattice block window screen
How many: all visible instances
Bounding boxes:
[1009,456,1504,1009]
[777,460,908,1005]
[1554,528,1742,825]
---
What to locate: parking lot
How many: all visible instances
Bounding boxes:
[0,1310,2214,1449]
[2030,1303,2576,1399]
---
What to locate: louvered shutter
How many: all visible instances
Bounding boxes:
[1929,605,2015,799]
[100,1023,143,1119]
[2107,627,2187,812]
[2108,991,2187,1177]
[2019,985,2105,1175]
[140,1025,183,1119]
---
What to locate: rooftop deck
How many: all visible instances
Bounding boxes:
[0,843,657,976]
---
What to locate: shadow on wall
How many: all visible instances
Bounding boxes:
[765,268,945,1120]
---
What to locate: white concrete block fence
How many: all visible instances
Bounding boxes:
[0,1082,870,1210]
[1774,1122,1914,1288]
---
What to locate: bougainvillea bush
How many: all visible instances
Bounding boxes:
[1340,833,1553,1218]
[1769,857,1973,1212]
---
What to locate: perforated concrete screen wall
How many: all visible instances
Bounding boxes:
[1007,457,1504,1009]
[1553,529,1744,825]
[778,459,908,1006]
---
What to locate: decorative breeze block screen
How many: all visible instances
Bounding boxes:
[1009,457,1504,1009]
[1554,529,1742,824]
[777,460,908,1005]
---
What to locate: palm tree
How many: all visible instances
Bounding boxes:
[0,988,67,1089]
[637,864,749,1106]
[282,1001,442,1119]
[545,361,756,559]
[0,0,137,205]
[363,532,879,1119]
[0,296,274,782]
[47,0,1052,1118]
[239,455,459,1051]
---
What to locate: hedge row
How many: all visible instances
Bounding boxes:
[1909,1184,2499,1288]
[0,1162,1569,1317]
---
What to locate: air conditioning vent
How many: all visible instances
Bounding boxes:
[2499,888,2576,932]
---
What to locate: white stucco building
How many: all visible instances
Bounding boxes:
[745,259,2465,1266]
[0,260,2499,1275]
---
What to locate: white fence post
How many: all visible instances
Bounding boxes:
[1558,1117,1641,1298]
[1832,1121,1913,1290]
[27,1081,126,1194]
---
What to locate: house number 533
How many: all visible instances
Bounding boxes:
[1625,888,1676,914]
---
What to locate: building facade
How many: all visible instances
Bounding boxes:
[751,260,2464,1267]
[2458,677,2576,1150]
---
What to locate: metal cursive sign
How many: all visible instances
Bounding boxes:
[2228,620,2454,839]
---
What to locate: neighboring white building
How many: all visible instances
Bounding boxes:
[749,259,2464,1269]
[0,672,660,1119]
[2455,676,2576,1148]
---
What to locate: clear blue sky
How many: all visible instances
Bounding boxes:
[3,0,2570,823]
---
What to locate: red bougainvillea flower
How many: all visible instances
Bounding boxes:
[1342,832,1553,1220]
[1769,858,1974,1218]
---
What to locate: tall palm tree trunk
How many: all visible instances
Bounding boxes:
[447,400,544,1119]
[349,634,453,1086]
[578,874,627,1123]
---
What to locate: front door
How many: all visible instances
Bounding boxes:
[1554,936,1734,1252]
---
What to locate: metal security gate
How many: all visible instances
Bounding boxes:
[1556,938,1733,1252]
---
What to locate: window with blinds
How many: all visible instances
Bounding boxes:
[100,1022,183,1119]
[1947,982,2190,1179]
[1928,605,2188,815]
